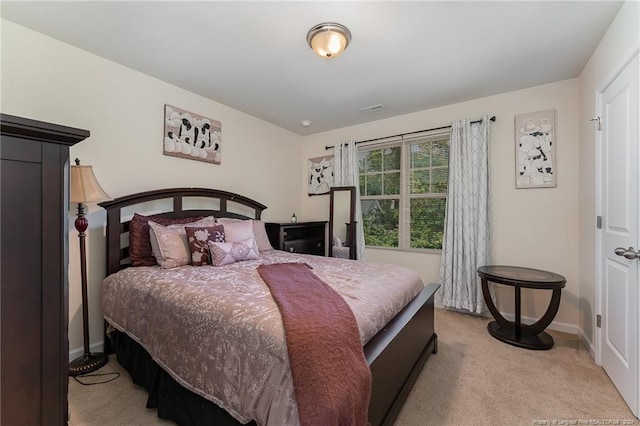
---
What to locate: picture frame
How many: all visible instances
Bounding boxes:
[307,155,334,195]
[515,109,556,188]
[163,104,222,164]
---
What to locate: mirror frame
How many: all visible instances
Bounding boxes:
[329,186,356,260]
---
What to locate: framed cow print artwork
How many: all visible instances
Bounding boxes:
[308,155,334,195]
[163,104,222,164]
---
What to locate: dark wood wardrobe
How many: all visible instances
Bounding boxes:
[1,114,89,425]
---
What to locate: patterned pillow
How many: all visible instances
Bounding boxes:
[148,221,190,269]
[208,237,259,267]
[129,213,205,266]
[148,217,216,268]
[185,225,225,266]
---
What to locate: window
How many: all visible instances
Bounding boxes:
[359,132,449,251]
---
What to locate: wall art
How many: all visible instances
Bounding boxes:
[163,104,221,164]
[307,155,334,195]
[515,109,556,188]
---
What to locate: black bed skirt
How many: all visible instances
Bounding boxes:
[110,330,255,426]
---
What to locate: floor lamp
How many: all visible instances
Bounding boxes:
[69,158,111,377]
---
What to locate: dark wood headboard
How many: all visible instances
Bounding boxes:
[98,187,267,275]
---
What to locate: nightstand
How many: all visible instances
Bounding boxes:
[265,221,328,256]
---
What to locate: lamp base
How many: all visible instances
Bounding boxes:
[69,352,108,377]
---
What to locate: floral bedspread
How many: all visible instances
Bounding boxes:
[102,250,424,426]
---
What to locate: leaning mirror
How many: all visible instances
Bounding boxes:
[329,186,356,260]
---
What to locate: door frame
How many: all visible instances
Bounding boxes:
[595,46,640,408]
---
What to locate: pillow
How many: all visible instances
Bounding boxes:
[216,218,273,252]
[208,237,259,267]
[129,213,205,266]
[148,216,216,268]
[253,220,274,252]
[148,221,190,268]
[185,225,225,266]
[216,218,255,243]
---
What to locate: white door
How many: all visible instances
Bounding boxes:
[599,54,639,416]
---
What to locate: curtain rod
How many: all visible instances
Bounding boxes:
[324,115,496,150]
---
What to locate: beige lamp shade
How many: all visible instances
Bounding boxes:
[307,23,351,59]
[70,164,111,204]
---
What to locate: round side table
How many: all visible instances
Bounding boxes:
[478,265,566,350]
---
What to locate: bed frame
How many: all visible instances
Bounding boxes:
[99,187,439,426]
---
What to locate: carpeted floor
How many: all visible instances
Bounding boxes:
[69,308,636,425]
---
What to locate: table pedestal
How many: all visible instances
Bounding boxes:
[487,322,555,350]
[478,265,566,351]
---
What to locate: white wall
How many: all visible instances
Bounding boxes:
[1,20,304,355]
[302,78,581,331]
[578,1,640,350]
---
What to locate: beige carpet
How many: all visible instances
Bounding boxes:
[69,308,636,425]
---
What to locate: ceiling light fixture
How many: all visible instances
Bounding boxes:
[307,22,351,59]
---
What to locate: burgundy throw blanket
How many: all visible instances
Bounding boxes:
[257,263,371,426]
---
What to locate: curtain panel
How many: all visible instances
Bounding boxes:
[438,116,492,314]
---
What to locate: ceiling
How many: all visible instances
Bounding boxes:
[1,1,623,136]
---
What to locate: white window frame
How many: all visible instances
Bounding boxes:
[359,129,450,253]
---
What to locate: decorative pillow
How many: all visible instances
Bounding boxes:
[148,216,216,268]
[216,218,255,243]
[148,221,190,268]
[129,213,205,266]
[208,237,259,267]
[185,225,225,266]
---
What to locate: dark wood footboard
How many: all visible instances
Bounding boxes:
[365,282,439,426]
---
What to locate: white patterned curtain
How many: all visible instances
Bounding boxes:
[438,116,491,313]
[333,141,366,260]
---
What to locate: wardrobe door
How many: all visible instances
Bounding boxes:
[1,114,87,425]
[1,136,44,425]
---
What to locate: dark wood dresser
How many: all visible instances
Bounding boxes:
[1,114,88,425]
[265,221,328,256]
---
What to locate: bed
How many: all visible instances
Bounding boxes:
[99,187,439,426]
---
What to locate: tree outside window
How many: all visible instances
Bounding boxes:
[359,134,449,250]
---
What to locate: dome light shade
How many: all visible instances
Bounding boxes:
[307,22,351,59]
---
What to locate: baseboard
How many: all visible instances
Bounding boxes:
[435,303,580,336]
[578,327,596,360]
[69,340,105,361]
[499,312,579,335]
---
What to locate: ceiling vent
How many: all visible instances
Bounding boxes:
[359,104,384,113]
